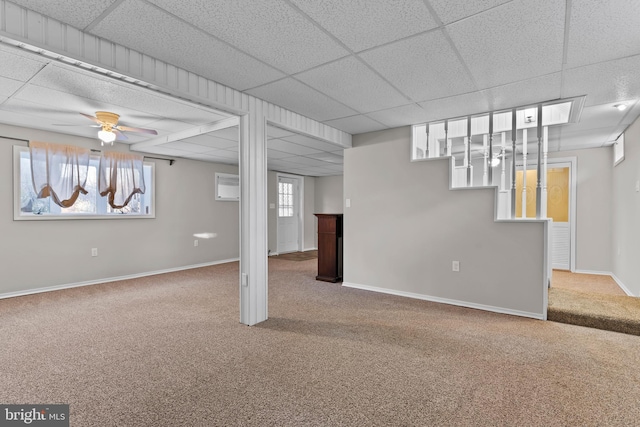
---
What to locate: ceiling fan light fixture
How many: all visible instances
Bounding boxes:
[98,129,116,145]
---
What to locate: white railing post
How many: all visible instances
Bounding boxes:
[467,117,472,187]
[522,128,528,218]
[542,126,548,218]
[500,132,506,191]
[488,112,494,185]
[483,134,488,186]
[535,104,543,219]
[510,109,517,218]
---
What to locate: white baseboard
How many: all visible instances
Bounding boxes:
[303,247,317,252]
[610,273,635,297]
[573,269,612,276]
[573,270,635,296]
[0,258,240,301]
[268,252,279,257]
[342,282,545,320]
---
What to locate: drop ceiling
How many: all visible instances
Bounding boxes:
[1,0,640,176]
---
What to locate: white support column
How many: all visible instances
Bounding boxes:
[483,134,488,186]
[521,128,528,218]
[500,132,506,191]
[239,104,268,326]
[542,126,549,218]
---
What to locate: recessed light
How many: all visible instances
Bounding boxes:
[614,104,628,111]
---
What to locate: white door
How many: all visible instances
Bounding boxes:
[277,175,301,254]
[515,161,574,270]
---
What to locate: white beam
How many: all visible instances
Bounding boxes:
[130,117,239,151]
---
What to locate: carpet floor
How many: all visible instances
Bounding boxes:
[548,271,640,336]
[1,259,639,426]
[271,250,318,261]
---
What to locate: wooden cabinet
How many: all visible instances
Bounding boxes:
[314,214,343,283]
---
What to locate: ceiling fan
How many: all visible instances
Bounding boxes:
[78,111,158,146]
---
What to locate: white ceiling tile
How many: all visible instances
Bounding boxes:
[267,125,296,139]
[199,149,239,160]
[323,115,387,134]
[182,153,237,165]
[283,156,333,168]
[290,0,437,52]
[486,73,562,111]
[0,108,98,140]
[141,146,191,156]
[566,0,640,68]
[160,141,215,154]
[296,56,409,113]
[268,138,322,156]
[562,55,640,106]
[148,0,348,74]
[418,92,490,122]
[365,104,428,128]
[91,0,284,91]
[304,152,344,164]
[0,76,25,98]
[268,158,306,169]
[0,48,47,82]
[267,149,294,159]
[447,0,565,89]
[28,64,228,124]
[208,127,239,142]
[360,31,476,102]
[181,134,237,150]
[281,133,344,151]
[10,0,116,29]
[569,104,629,132]
[247,78,357,122]
[143,119,196,133]
[429,0,511,24]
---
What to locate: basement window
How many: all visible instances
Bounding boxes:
[13,146,155,220]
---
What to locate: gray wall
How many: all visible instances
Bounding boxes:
[345,128,548,318]
[612,116,640,295]
[1,124,239,296]
[548,147,612,273]
[314,175,344,214]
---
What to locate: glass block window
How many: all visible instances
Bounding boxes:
[278,182,293,217]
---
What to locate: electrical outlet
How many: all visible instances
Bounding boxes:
[194,239,199,247]
[91,248,98,257]
[452,260,460,272]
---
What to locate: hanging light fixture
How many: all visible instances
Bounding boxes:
[98,127,116,146]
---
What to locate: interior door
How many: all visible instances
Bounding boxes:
[515,164,571,270]
[277,175,300,254]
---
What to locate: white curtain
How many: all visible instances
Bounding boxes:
[29,141,90,208]
[99,151,145,209]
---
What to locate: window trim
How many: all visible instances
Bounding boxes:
[13,145,156,221]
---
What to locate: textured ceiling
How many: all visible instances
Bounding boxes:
[1,0,640,175]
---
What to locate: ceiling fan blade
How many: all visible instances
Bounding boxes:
[80,112,102,124]
[116,125,158,135]
[53,123,101,127]
[113,130,129,141]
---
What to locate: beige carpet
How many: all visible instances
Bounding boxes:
[549,270,640,336]
[1,259,639,426]
[272,250,318,261]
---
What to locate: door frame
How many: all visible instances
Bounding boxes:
[513,156,577,272]
[276,172,304,254]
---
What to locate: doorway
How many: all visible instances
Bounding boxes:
[277,174,303,254]
[515,159,576,271]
